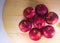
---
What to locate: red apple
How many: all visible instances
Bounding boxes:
[23,7,36,19]
[33,17,45,29]
[43,25,55,38]
[29,28,42,41]
[19,19,32,32]
[45,12,58,24]
[35,4,48,16]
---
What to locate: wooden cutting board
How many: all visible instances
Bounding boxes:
[3,0,60,43]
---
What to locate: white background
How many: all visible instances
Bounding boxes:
[0,0,13,43]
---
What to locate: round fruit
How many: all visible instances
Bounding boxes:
[43,25,55,38]
[29,28,42,41]
[35,4,48,16]
[45,12,58,24]
[19,19,32,32]
[23,7,36,19]
[33,17,45,29]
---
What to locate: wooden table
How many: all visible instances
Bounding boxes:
[3,0,60,43]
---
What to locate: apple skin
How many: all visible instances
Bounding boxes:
[29,28,42,41]
[33,17,45,29]
[23,7,36,19]
[18,19,32,32]
[45,12,58,24]
[35,4,48,16]
[43,25,55,38]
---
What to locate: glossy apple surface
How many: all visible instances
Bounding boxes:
[35,4,48,16]
[45,12,58,24]
[23,7,36,19]
[19,19,32,32]
[43,25,55,38]
[29,28,42,41]
[33,17,45,29]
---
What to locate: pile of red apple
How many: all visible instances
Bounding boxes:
[18,4,58,41]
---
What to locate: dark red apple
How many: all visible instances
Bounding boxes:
[29,28,42,41]
[45,12,58,24]
[35,4,48,16]
[43,25,55,38]
[23,7,36,19]
[33,17,45,29]
[18,19,32,32]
